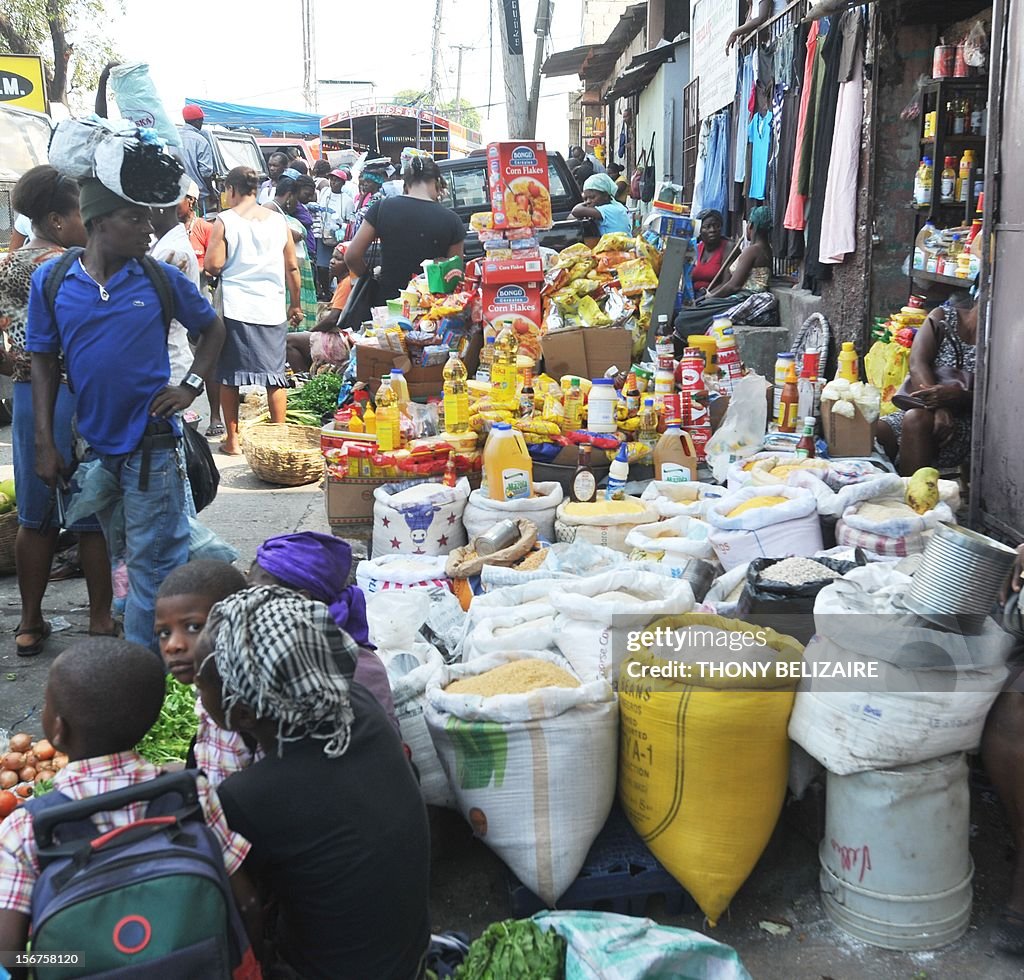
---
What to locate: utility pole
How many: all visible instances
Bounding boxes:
[526,0,552,138]
[452,44,472,123]
[301,0,317,111]
[429,0,445,106]
[498,0,529,138]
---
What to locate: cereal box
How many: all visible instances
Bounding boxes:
[487,141,552,231]
[481,257,545,285]
[481,280,543,336]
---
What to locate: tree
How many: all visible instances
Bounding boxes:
[392,87,482,132]
[0,0,120,109]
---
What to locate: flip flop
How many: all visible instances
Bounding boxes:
[205,422,226,437]
[15,621,51,658]
[993,907,1024,954]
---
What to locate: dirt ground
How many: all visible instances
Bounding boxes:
[0,407,1021,979]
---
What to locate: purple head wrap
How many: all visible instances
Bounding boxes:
[255,532,371,646]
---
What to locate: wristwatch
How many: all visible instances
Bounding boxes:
[180,372,205,394]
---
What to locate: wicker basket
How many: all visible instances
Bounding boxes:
[0,511,17,575]
[240,423,324,487]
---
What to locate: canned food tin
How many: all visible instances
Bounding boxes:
[932,45,954,78]
[475,519,521,556]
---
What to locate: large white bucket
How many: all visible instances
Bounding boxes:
[819,753,972,951]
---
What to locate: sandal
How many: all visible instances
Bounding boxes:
[205,421,226,438]
[15,622,51,658]
[993,907,1024,954]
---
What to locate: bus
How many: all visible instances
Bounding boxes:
[320,102,482,166]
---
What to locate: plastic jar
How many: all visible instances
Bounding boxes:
[587,379,618,433]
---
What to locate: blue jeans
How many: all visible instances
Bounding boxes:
[99,445,190,651]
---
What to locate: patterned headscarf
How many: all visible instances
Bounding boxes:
[205,586,357,758]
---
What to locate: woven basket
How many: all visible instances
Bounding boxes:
[240,423,323,487]
[0,510,18,575]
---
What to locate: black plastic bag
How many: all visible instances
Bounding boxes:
[339,272,379,330]
[182,422,219,513]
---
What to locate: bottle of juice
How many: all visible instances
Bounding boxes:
[654,419,697,483]
[563,378,584,431]
[491,324,520,407]
[836,341,859,382]
[482,422,533,501]
[638,397,659,450]
[375,376,400,451]
[570,443,597,503]
[442,351,469,434]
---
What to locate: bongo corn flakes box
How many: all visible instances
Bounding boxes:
[487,141,553,231]
[481,281,543,335]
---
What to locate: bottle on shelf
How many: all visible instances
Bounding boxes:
[570,443,597,503]
[969,99,985,135]
[442,351,470,434]
[913,156,933,207]
[795,417,817,460]
[940,156,957,203]
[972,166,984,202]
[956,149,975,203]
[375,375,401,452]
[952,97,966,135]
[944,101,954,134]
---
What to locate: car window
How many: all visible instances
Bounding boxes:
[0,110,51,180]
[217,136,265,175]
[444,165,491,211]
[548,166,570,201]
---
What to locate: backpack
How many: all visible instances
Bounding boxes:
[24,771,261,980]
[43,246,175,333]
[640,131,657,203]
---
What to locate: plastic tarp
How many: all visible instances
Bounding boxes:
[183,98,321,135]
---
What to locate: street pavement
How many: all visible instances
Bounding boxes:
[0,397,1020,979]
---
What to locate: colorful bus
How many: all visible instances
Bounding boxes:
[320,103,482,166]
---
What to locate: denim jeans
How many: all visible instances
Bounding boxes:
[99,444,190,651]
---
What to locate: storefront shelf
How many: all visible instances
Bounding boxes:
[912,269,976,288]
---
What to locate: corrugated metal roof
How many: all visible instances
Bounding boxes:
[541,2,648,84]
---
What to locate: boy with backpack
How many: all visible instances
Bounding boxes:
[0,637,261,975]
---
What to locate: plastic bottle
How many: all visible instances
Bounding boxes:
[773,352,796,419]
[654,419,697,483]
[571,443,597,503]
[795,417,816,459]
[475,336,496,382]
[956,149,974,203]
[482,422,533,501]
[491,325,520,407]
[348,406,364,433]
[940,156,957,203]
[836,342,859,383]
[442,450,458,487]
[375,376,401,451]
[777,363,800,432]
[913,156,933,206]
[715,328,744,394]
[389,369,410,412]
[638,397,660,450]
[442,351,469,434]
[587,378,618,433]
[624,373,641,417]
[563,378,584,431]
[362,401,376,435]
[605,442,630,501]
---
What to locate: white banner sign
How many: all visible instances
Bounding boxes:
[692,0,739,119]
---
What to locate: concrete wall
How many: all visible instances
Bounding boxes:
[582,0,637,45]
[637,43,691,181]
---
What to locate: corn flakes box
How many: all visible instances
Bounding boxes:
[481,281,543,336]
[487,141,553,231]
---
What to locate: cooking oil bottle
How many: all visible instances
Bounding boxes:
[563,378,584,431]
[482,422,533,501]
[375,375,401,452]
[638,397,659,450]
[442,351,469,434]
[490,325,520,408]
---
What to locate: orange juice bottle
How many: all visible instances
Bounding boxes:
[482,421,533,500]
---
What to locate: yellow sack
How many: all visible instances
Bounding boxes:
[619,613,802,925]
[864,340,910,417]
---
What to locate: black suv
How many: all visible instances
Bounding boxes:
[438,151,595,260]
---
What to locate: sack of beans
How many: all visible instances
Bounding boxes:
[425,651,618,905]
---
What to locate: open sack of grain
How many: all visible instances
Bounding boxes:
[618,614,802,925]
[640,480,725,519]
[625,516,716,573]
[554,497,660,553]
[788,564,1012,774]
[426,651,618,905]
[372,478,471,557]
[835,495,954,559]
[356,554,451,594]
[463,482,564,542]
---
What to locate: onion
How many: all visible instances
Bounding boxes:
[18,767,35,782]
[33,740,55,761]
[0,772,17,790]
[34,771,51,784]
[53,753,68,770]
[8,734,31,754]
[23,753,37,769]
[2,753,25,772]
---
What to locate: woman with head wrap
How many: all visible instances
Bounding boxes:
[572,172,631,236]
[198,586,430,980]
[672,206,775,342]
[249,531,397,730]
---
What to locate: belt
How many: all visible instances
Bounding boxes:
[138,419,179,492]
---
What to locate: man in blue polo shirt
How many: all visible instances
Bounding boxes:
[27,178,226,649]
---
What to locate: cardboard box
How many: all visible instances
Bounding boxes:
[541,328,633,381]
[481,281,543,335]
[325,471,388,527]
[822,402,874,457]
[487,141,552,231]
[355,334,481,395]
[481,257,545,284]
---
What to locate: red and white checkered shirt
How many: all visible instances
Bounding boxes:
[193,698,260,787]
[0,751,250,915]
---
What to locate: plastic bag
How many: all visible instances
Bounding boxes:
[863,340,910,416]
[705,374,770,483]
[616,258,658,295]
[48,117,129,180]
[309,330,351,370]
[964,21,988,68]
[109,63,182,148]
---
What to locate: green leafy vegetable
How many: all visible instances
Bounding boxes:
[135,676,198,765]
[33,777,54,796]
[454,919,566,980]
[287,373,343,417]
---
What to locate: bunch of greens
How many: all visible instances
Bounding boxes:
[453,920,566,980]
[135,676,199,765]
[287,373,343,418]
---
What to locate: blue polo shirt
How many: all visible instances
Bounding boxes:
[26,257,218,455]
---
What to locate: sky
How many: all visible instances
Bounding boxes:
[107,0,586,150]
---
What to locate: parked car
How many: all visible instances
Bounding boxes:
[1,105,52,250]
[256,137,320,171]
[437,151,594,260]
[181,127,267,212]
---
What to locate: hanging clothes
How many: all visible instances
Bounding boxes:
[691,118,711,216]
[819,14,865,264]
[798,18,829,196]
[804,12,849,287]
[783,21,820,232]
[748,110,773,201]
[734,53,755,184]
[702,111,732,225]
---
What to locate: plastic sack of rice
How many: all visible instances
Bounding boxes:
[705,486,822,570]
[426,651,618,905]
[640,481,725,519]
[618,614,802,925]
[372,478,471,557]
[554,497,660,553]
[625,515,716,572]
[463,482,564,543]
[355,554,451,594]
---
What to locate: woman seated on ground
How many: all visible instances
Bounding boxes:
[874,290,977,477]
[690,209,732,300]
[285,245,353,374]
[673,206,772,341]
[571,173,630,237]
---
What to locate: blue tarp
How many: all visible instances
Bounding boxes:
[183,98,321,135]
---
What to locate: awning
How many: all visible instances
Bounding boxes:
[183,98,322,136]
[541,2,648,84]
[603,37,686,103]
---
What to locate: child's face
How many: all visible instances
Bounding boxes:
[155,593,215,685]
[193,630,228,730]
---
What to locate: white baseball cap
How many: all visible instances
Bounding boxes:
[185,179,201,199]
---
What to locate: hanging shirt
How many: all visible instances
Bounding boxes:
[748,111,773,200]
